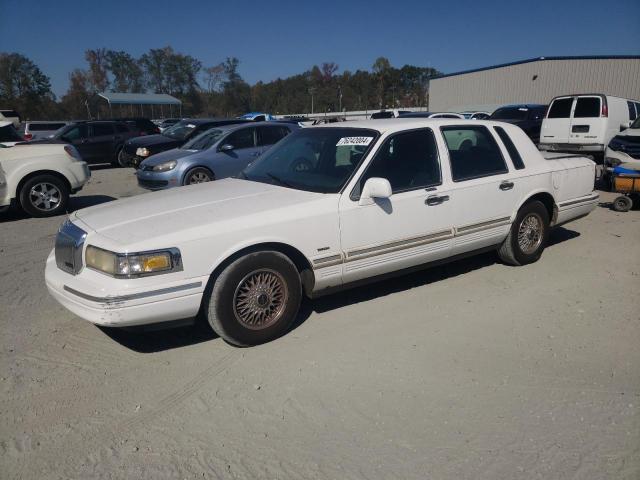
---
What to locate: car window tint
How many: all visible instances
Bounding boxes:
[225,127,255,149]
[29,123,66,131]
[442,126,508,181]
[0,125,23,142]
[573,97,600,118]
[494,126,525,170]
[61,125,87,140]
[627,101,637,120]
[259,126,290,146]
[547,98,574,118]
[115,123,130,133]
[90,123,114,137]
[358,129,441,194]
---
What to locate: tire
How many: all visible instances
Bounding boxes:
[612,195,632,212]
[19,174,69,218]
[183,167,213,185]
[498,200,550,266]
[205,251,302,346]
[114,147,127,167]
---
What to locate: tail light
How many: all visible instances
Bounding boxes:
[64,145,82,161]
[154,127,160,134]
[601,102,608,118]
[23,133,32,140]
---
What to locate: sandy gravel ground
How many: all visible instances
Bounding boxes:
[1,167,639,479]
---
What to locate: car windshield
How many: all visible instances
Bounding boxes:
[241,127,379,194]
[630,117,640,129]
[163,121,197,140]
[181,129,224,150]
[490,107,529,120]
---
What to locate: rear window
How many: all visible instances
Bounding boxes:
[490,107,528,121]
[28,123,66,131]
[0,110,19,117]
[573,97,601,118]
[547,98,573,118]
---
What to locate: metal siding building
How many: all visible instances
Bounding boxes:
[429,56,640,112]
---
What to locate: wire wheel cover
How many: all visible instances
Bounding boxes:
[233,269,288,330]
[517,213,543,254]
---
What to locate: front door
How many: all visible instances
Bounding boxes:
[339,128,454,284]
[217,126,261,175]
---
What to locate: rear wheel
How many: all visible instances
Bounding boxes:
[19,174,69,218]
[205,251,302,346]
[498,200,550,266]
[184,167,213,185]
[612,195,632,212]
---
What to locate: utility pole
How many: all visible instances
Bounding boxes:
[309,87,315,114]
[338,85,342,113]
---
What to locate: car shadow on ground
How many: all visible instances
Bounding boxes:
[0,195,116,223]
[102,226,580,353]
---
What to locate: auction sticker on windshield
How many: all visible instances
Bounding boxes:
[336,136,373,146]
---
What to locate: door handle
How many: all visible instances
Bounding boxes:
[425,194,449,206]
[499,181,514,191]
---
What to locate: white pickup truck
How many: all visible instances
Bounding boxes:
[0,144,90,217]
[45,119,598,346]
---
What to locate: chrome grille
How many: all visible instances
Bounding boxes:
[55,220,87,275]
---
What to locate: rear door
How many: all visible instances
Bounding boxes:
[541,96,574,144]
[569,95,605,145]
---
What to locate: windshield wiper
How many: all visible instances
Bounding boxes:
[265,172,294,188]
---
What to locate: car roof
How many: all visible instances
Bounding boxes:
[203,121,292,133]
[312,118,512,134]
[496,104,547,109]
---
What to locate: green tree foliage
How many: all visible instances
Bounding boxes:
[105,50,144,93]
[0,52,56,120]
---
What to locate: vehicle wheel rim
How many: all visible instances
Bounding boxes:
[233,269,288,330]
[517,213,543,255]
[188,172,210,184]
[29,182,61,211]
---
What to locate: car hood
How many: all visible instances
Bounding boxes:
[72,178,325,247]
[139,147,200,167]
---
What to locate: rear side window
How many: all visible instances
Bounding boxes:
[574,97,601,118]
[115,123,130,133]
[258,126,290,146]
[494,127,525,170]
[90,123,114,136]
[547,98,573,118]
[28,123,66,131]
[441,126,508,181]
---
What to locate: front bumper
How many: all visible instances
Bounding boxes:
[45,250,207,327]
[121,149,147,168]
[136,169,180,190]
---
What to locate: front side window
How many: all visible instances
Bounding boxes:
[354,129,440,197]
[547,98,574,118]
[224,127,255,149]
[442,126,508,181]
[242,127,378,193]
[574,97,601,118]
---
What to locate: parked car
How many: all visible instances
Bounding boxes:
[489,104,547,143]
[239,112,275,121]
[370,110,413,119]
[136,122,297,190]
[0,109,21,128]
[0,143,90,217]
[157,118,181,132]
[120,118,249,168]
[460,111,491,120]
[604,116,640,172]
[112,117,160,136]
[28,120,138,165]
[398,112,465,119]
[540,94,640,159]
[45,118,598,346]
[0,121,24,146]
[22,121,72,141]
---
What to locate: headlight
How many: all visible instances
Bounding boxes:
[85,245,182,278]
[607,138,624,152]
[152,160,177,172]
[605,157,622,167]
[136,147,150,157]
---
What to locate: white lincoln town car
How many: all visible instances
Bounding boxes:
[45,119,599,346]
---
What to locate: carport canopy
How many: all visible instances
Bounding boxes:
[96,92,182,118]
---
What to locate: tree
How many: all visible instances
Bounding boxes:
[84,48,109,93]
[105,50,144,92]
[372,57,392,108]
[59,69,91,119]
[0,52,55,119]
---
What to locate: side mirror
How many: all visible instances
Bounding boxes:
[359,177,392,206]
[220,144,234,152]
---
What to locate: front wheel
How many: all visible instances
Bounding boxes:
[205,251,302,346]
[19,174,69,217]
[498,200,550,266]
[184,167,213,185]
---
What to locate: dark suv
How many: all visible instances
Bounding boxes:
[112,117,160,136]
[29,120,139,164]
[489,104,547,143]
[120,118,249,168]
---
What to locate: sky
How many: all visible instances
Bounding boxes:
[1,0,639,98]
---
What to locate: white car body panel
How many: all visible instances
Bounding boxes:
[0,144,90,207]
[604,126,640,169]
[45,119,598,328]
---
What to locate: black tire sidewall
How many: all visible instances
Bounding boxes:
[208,252,301,346]
[19,175,69,217]
[509,201,550,265]
[184,167,213,185]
